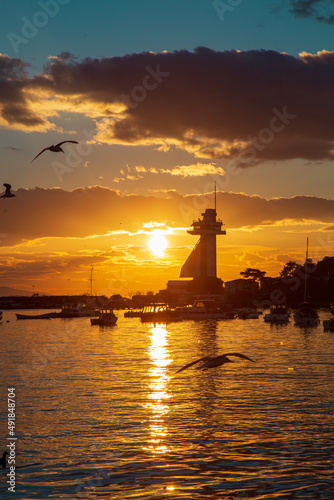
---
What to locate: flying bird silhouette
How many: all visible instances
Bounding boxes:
[174,352,255,374]
[0,183,15,199]
[31,140,78,162]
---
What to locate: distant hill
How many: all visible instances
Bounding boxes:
[0,286,34,296]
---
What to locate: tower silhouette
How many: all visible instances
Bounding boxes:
[180,205,226,279]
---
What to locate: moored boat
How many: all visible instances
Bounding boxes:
[90,308,117,326]
[124,309,142,318]
[293,239,319,327]
[237,307,262,319]
[174,300,236,320]
[57,302,96,318]
[264,304,290,323]
[16,312,54,320]
[294,302,319,326]
[140,303,180,322]
[323,317,334,331]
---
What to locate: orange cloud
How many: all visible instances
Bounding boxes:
[1,187,334,248]
[161,163,226,177]
[1,187,333,294]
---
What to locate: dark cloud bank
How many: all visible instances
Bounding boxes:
[288,0,334,24]
[1,48,334,165]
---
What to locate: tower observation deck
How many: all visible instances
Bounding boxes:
[180,208,226,279]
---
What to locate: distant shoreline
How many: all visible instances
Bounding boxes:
[0,292,333,311]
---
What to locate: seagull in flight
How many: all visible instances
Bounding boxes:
[31,140,78,162]
[174,352,255,374]
[0,184,15,199]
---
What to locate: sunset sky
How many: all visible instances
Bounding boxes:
[1,0,334,296]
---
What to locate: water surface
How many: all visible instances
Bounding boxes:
[0,310,333,499]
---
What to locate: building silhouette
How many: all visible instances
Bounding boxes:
[160,198,226,302]
[180,207,226,279]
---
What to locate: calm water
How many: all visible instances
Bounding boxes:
[0,309,333,499]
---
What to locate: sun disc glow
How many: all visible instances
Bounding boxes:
[148,231,168,257]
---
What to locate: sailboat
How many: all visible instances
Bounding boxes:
[293,238,320,327]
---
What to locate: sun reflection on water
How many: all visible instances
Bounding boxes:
[143,323,172,454]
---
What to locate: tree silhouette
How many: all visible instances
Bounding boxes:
[314,256,334,278]
[279,261,300,278]
[240,268,266,282]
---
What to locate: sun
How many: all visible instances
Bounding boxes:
[148,231,168,257]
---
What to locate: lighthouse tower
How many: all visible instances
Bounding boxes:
[180,201,226,279]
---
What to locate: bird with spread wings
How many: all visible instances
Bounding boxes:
[174,352,255,374]
[31,141,79,162]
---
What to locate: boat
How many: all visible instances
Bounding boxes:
[324,303,334,330]
[323,317,334,331]
[264,304,290,323]
[90,308,117,326]
[124,309,142,318]
[57,302,96,318]
[174,300,236,320]
[140,303,181,322]
[294,238,319,327]
[294,302,319,326]
[237,307,262,319]
[16,312,54,320]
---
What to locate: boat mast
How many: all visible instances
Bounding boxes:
[214,181,217,213]
[90,266,94,296]
[304,238,309,302]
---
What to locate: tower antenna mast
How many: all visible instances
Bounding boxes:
[214,181,217,213]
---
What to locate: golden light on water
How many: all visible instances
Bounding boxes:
[144,323,172,454]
